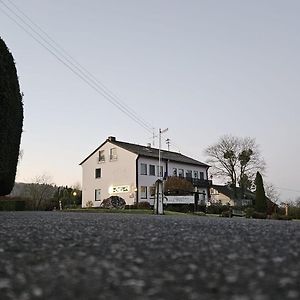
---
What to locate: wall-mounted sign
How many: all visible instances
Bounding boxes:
[109,185,130,194]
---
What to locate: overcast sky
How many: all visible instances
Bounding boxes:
[1,0,299,201]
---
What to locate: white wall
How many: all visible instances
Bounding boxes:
[81,141,137,207]
[137,157,210,204]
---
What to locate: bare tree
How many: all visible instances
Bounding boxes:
[26,174,56,210]
[205,135,265,197]
[264,182,280,203]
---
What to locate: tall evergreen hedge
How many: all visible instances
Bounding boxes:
[0,37,23,196]
[255,171,267,213]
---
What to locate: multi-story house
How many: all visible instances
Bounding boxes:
[80,136,211,207]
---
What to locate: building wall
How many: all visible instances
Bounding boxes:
[81,141,137,207]
[210,188,234,206]
[137,157,210,205]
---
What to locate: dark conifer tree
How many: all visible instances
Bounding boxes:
[0,37,23,196]
[254,171,267,213]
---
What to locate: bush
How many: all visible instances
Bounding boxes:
[252,211,267,219]
[288,206,300,219]
[100,196,126,209]
[165,204,194,213]
[206,204,231,215]
[0,198,26,211]
[269,213,292,221]
[245,207,255,218]
[136,201,151,210]
[221,210,232,218]
[85,200,93,208]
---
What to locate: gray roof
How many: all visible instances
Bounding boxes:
[80,137,209,168]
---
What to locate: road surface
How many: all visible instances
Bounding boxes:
[0,211,299,300]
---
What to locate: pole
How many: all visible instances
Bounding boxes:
[159,128,161,179]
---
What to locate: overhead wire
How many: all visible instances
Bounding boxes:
[0,0,154,134]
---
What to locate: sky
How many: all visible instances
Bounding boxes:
[0,0,299,202]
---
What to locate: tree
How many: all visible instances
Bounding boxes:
[164,176,194,196]
[0,37,23,196]
[254,172,267,213]
[26,174,56,210]
[264,182,280,204]
[205,135,265,198]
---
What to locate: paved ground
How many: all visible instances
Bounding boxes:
[0,212,299,300]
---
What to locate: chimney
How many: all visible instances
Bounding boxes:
[108,136,116,142]
[147,143,151,148]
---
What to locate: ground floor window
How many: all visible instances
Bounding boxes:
[149,186,156,199]
[95,189,101,201]
[141,186,147,199]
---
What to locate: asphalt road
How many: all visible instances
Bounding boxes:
[0,212,299,300]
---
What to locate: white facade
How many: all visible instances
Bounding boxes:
[81,141,137,207]
[137,157,209,205]
[81,137,210,208]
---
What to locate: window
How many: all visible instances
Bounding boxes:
[200,172,204,180]
[141,163,147,175]
[178,169,184,178]
[186,170,192,178]
[95,168,101,178]
[141,186,147,199]
[109,148,117,160]
[172,168,177,176]
[149,165,156,176]
[156,165,163,177]
[194,171,199,179]
[95,189,101,201]
[149,186,156,198]
[98,150,105,162]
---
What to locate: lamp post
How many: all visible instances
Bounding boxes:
[72,191,77,208]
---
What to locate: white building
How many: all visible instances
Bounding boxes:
[80,136,211,207]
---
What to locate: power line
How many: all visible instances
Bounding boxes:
[0,0,154,134]
[275,186,300,194]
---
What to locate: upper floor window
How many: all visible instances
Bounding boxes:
[178,169,184,178]
[186,170,192,178]
[95,168,101,178]
[110,148,117,161]
[141,163,147,175]
[149,165,156,176]
[194,171,198,179]
[98,150,105,162]
[200,172,204,180]
[172,168,177,176]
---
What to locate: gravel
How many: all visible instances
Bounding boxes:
[0,211,299,300]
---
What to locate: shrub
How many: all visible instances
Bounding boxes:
[100,196,126,209]
[269,213,292,221]
[252,211,267,219]
[206,204,231,215]
[221,210,232,218]
[136,201,151,210]
[0,198,26,211]
[245,207,255,218]
[85,200,93,208]
[165,204,194,213]
[288,206,300,219]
